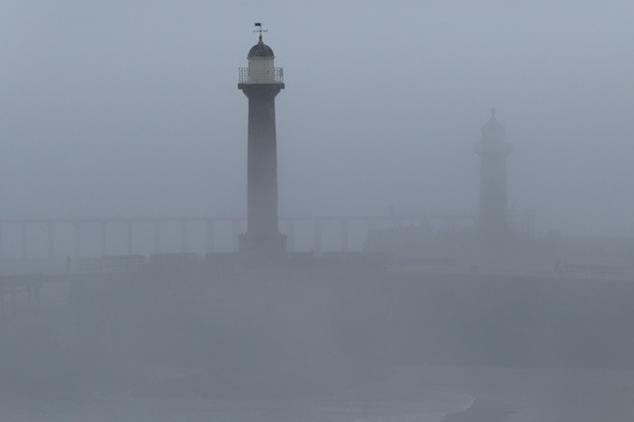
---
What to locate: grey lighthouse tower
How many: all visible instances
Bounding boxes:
[475,109,512,242]
[238,25,286,255]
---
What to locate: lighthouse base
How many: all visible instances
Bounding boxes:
[239,232,287,259]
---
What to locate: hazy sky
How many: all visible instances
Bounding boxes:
[1,0,633,235]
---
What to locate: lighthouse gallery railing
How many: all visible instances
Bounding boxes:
[238,67,284,84]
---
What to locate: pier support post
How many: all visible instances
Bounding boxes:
[153,221,161,254]
[285,219,295,252]
[205,219,215,253]
[127,221,134,255]
[231,219,240,252]
[20,223,28,260]
[180,220,189,253]
[100,221,107,257]
[47,221,55,258]
[314,219,322,255]
[73,221,81,258]
[10,286,17,317]
[341,219,349,252]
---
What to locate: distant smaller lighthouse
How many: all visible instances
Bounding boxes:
[238,23,286,256]
[476,108,512,242]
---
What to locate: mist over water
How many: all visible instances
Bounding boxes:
[1,0,633,233]
[1,1,634,421]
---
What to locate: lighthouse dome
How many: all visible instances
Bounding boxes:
[480,108,505,141]
[248,39,275,59]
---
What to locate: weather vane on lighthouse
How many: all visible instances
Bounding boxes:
[253,22,268,41]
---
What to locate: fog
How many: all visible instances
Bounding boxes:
[0,0,632,233]
[1,1,634,421]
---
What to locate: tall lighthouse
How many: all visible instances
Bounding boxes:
[238,24,286,256]
[476,108,512,242]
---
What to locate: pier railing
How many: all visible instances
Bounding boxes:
[0,215,476,260]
